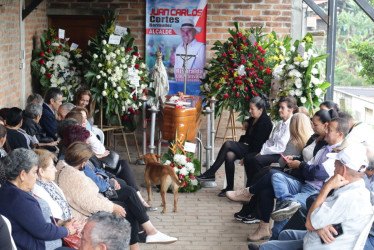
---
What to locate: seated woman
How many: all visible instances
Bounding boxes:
[227,111,330,241]
[56,142,177,249]
[73,89,95,131]
[5,107,31,150]
[0,148,76,250]
[21,103,58,151]
[197,96,273,197]
[62,114,154,210]
[241,96,297,188]
[32,149,74,221]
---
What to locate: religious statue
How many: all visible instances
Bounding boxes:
[149,49,169,108]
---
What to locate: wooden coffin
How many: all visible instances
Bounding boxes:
[160,95,202,142]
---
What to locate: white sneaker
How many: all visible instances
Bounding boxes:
[146,231,177,244]
[226,188,253,202]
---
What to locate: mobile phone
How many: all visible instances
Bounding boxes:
[280,153,289,163]
[320,223,344,244]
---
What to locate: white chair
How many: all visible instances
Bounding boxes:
[92,125,105,144]
[353,205,374,250]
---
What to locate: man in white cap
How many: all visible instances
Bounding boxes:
[173,19,206,82]
[249,143,373,250]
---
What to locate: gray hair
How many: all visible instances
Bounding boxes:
[26,93,43,106]
[24,103,43,119]
[3,148,40,181]
[87,212,131,250]
[59,103,75,113]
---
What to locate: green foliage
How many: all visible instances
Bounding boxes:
[350,40,374,85]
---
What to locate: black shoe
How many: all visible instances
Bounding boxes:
[218,189,229,197]
[234,212,246,221]
[248,243,260,250]
[242,214,261,224]
[138,231,147,243]
[196,173,215,181]
[271,200,301,222]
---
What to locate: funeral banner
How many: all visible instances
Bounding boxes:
[145,0,207,95]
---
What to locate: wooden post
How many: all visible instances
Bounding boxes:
[215,109,241,142]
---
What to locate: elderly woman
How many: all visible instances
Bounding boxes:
[56,142,177,249]
[0,148,76,250]
[33,149,72,221]
[21,103,58,150]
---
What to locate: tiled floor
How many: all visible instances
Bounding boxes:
[113,112,266,249]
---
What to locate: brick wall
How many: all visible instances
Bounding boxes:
[0,1,22,108]
[47,0,292,58]
[0,0,292,107]
[0,0,47,108]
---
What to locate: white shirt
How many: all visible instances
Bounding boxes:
[33,182,68,220]
[174,39,205,82]
[260,116,292,155]
[87,131,106,155]
[303,179,373,250]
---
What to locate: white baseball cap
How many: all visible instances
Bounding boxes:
[327,144,368,172]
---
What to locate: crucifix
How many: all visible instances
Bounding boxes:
[176,43,197,94]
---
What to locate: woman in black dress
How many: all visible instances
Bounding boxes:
[197,96,273,196]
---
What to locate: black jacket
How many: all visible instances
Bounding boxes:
[21,116,54,143]
[39,103,58,140]
[6,128,29,150]
[239,112,273,153]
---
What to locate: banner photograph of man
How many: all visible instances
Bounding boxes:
[173,19,206,83]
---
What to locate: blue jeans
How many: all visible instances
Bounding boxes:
[271,172,319,208]
[364,235,374,250]
[260,230,306,250]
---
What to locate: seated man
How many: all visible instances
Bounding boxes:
[270,118,349,222]
[39,88,63,140]
[249,143,373,250]
[81,211,131,250]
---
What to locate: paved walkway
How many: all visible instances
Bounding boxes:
[112,113,266,250]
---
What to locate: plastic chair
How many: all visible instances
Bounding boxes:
[92,125,105,144]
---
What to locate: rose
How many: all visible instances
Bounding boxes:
[45,40,51,45]
[45,73,51,78]
[135,64,140,69]
[223,93,229,99]
[39,52,45,57]
[39,59,45,64]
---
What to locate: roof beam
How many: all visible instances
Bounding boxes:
[303,0,328,24]
[22,0,43,20]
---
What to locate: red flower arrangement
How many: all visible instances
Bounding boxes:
[200,22,274,122]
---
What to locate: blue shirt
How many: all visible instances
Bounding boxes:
[82,163,112,193]
[0,182,67,250]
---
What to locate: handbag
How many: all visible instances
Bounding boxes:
[99,150,119,170]
[103,186,118,200]
[52,216,81,249]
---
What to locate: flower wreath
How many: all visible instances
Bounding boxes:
[31,28,83,101]
[200,22,274,122]
[85,12,154,130]
[270,33,330,118]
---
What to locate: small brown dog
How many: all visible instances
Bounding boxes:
[141,153,183,213]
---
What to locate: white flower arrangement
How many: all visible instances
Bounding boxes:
[84,13,153,130]
[271,33,330,116]
[31,28,83,101]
